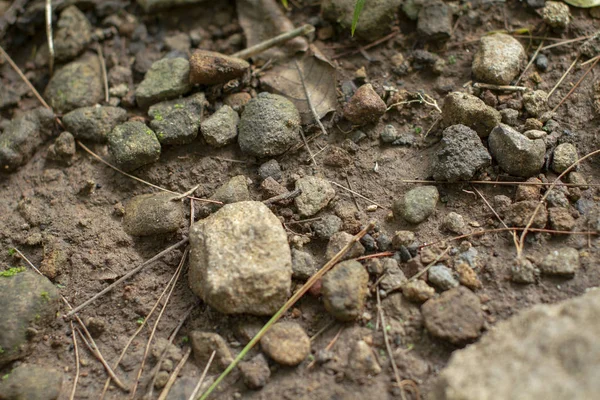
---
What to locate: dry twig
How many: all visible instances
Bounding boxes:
[551,57,599,112]
[232,24,314,59]
[96,43,109,103]
[294,59,328,138]
[188,350,216,400]
[329,180,390,211]
[548,55,579,98]
[45,0,54,75]
[69,321,80,400]
[157,347,192,400]
[376,290,402,394]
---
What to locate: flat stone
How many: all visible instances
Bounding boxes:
[312,214,343,240]
[343,84,386,125]
[190,331,233,372]
[393,186,439,224]
[488,124,546,177]
[433,124,491,181]
[136,57,191,109]
[548,207,575,231]
[189,50,249,85]
[260,322,310,366]
[428,264,459,291]
[201,105,239,147]
[472,33,525,85]
[0,364,63,400]
[322,259,369,321]
[148,92,205,145]
[540,247,579,277]
[258,159,282,182]
[442,92,501,137]
[62,105,127,143]
[188,201,292,315]
[294,176,335,217]
[123,192,185,236]
[107,121,161,171]
[503,200,548,228]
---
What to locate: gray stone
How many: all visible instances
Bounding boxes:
[258,159,282,182]
[189,50,249,85]
[189,201,292,315]
[239,353,270,390]
[325,231,365,261]
[379,258,407,291]
[108,121,161,171]
[201,105,239,147]
[511,258,538,284]
[546,187,570,208]
[148,92,205,145]
[488,124,546,177]
[238,93,300,157]
[523,129,547,140]
[431,289,600,400]
[441,92,501,137]
[380,124,400,143]
[190,331,233,372]
[552,143,578,173]
[136,57,191,109]
[0,108,55,171]
[291,249,317,281]
[136,0,208,12]
[543,1,570,30]
[343,83,386,125]
[443,212,466,234]
[322,259,369,321]
[260,322,310,366]
[0,270,60,367]
[312,214,343,240]
[123,192,185,236]
[523,90,548,117]
[44,55,103,113]
[294,176,335,217]
[540,247,579,277]
[47,131,76,163]
[548,207,575,231]
[62,105,127,143]
[422,286,483,344]
[504,200,548,228]
[393,186,439,224]
[417,0,452,41]
[499,108,519,126]
[0,364,63,400]
[428,264,459,291]
[347,340,381,380]
[210,175,250,205]
[402,280,435,303]
[54,6,92,61]
[432,124,491,182]
[164,32,191,53]
[472,33,525,85]
[580,31,600,59]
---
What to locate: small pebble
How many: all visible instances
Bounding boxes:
[260,322,310,366]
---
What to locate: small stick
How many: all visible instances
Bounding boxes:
[548,55,579,98]
[551,57,599,112]
[309,320,335,342]
[346,176,361,212]
[424,118,440,138]
[209,156,248,164]
[188,351,216,400]
[232,24,314,60]
[515,39,544,85]
[294,59,328,137]
[356,251,395,261]
[286,217,323,225]
[157,347,192,400]
[45,0,54,75]
[96,43,109,103]
[263,188,302,205]
[65,238,188,317]
[377,290,402,394]
[581,54,600,66]
[471,186,519,252]
[333,29,400,59]
[170,184,200,201]
[299,127,318,167]
[69,321,80,400]
[473,82,527,92]
[541,35,593,51]
[399,179,599,188]
[328,180,390,211]
[307,326,344,369]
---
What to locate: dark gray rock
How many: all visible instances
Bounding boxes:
[108,121,161,171]
[260,321,310,366]
[54,6,92,61]
[488,124,546,177]
[291,249,317,281]
[312,214,343,240]
[148,93,205,145]
[500,108,520,126]
[417,0,452,41]
[62,105,127,143]
[379,258,407,291]
[258,159,282,182]
[432,124,491,182]
[442,92,501,137]
[393,186,439,224]
[123,192,185,236]
[428,264,459,291]
[322,259,369,321]
[472,33,525,85]
[135,57,191,109]
[0,364,63,400]
[294,176,335,217]
[201,105,239,147]
[238,93,300,157]
[535,54,549,71]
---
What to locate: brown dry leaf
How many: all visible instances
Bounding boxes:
[261,45,337,125]
[236,0,308,62]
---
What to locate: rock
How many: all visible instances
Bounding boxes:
[260,322,310,366]
[107,121,161,171]
[238,93,300,157]
[294,176,335,217]
[190,331,233,372]
[164,32,191,53]
[499,108,519,126]
[504,200,548,228]
[402,280,435,303]
[189,50,249,85]
[321,0,403,41]
[148,93,205,145]
[428,265,459,291]
[260,177,287,199]
[511,258,538,284]
[343,84,386,125]
[323,146,353,168]
[523,129,547,140]
[54,6,92,61]
[431,289,600,400]
[155,371,170,389]
[422,286,483,344]
[540,247,579,277]
[543,1,570,31]
[135,57,191,109]
[442,212,466,234]
[441,92,501,137]
[580,31,600,59]
[523,90,548,117]
[201,105,239,147]
[44,55,103,113]
[552,143,578,173]
[488,124,546,177]
[417,0,452,41]
[322,259,369,321]
[535,54,549,71]
[456,263,482,290]
[291,249,317,280]
[0,364,63,400]
[568,171,587,188]
[380,124,400,143]
[432,124,491,181]
[515,177,542,201]
[347,340,381,380]
[392,230,416,249]
[379,258,407,291]
[189,201,292,315]
[47,131,76,163]
[0,108,56,171]
[62,105,127,143]
[325,231,365,260]
[312,214,343,240]
[258,159,282,182]
[393,186,439,224]
[122,192,185,236]
[239,353,270,390]
[136,0,208,12]
[224,92,252,112]
[0,270,60,366]
[548,207,575,231]
[472,33,525,85]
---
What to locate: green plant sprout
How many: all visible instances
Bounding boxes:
[0,266,25,277]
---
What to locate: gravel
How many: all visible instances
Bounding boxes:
[393,186,439,224]
[540,247,579,277]
[552,143,578,173]
[428,264,459,291]
[63,105,127,143]
[260,322,310,366]
[135,57,192,109]
[441,92,501,137]
[488,124,546,177]
[294,176,336,217]
[148,92,205,145]
[343,83,386,125]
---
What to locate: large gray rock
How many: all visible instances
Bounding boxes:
[322,259,369,321]
[0,270,61,367]
[431,289,600,400]
[54,6,92,61]
[123,192,185,236]
[294,176,336,217]
[188,201,292,315]
[432,124,491,182]
[62,105,127,143]
[472,33,525,85]
[0,364,63,400]
[148,93,205,145]
[108,121,161,171]
[136,58,192,109]
[488,124,546,177]
[238,93,301,157]
[393,186,439,224]
[441,92,501,137]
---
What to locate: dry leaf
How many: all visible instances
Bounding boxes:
[261,46,337,125]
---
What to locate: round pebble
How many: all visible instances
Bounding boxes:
[260,322,310,366]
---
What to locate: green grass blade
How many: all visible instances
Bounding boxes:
[281,0,288,8]
[351,0,366,37]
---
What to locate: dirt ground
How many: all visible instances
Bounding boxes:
[1,0,599,399]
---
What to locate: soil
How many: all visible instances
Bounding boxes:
[0,1,599,399]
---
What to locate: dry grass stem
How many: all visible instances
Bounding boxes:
[548,55,579,98]
[328,180,390,211]
[157,347,192,400]
[46,0,54,75]
[400,179,598,188]
[551,56,599,112]
[232,24,314,60]
[307,326,344,369]
[473,83,527,91]
[188,350,216,400]
[294,59,328,137]
[96,43,109,103]
[377,289,402,393]
[69,321,80,400]
[515,39,544,85]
